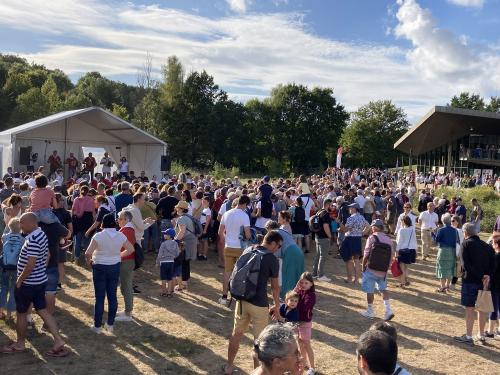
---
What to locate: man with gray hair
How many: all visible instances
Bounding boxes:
[454,222,495,345]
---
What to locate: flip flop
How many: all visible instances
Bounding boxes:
[46,346,70,358]
[221,364,236,374]
[0,342,27,354]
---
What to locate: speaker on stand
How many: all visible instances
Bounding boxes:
[161,155,171,172]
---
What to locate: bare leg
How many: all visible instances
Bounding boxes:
[14,312,28,349]
[302,340,315,369]
[478,311,488,336]
[37,309,65,349]
[353,258,362,283]
[226,331,244,373]
[58,263,65,286]
[45,293,56,315]
[222,271,230,295]
[465,307,475,336]
[345,260,354,282]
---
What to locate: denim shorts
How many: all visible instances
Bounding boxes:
[461,282,482,307]
[45,267,59,294]
[362,270,387,294]
[15,282,47,313]
[160,262,174,281]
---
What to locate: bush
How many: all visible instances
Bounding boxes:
[211,162,240,180]
[169,161,199,177]
[434,185,499,233]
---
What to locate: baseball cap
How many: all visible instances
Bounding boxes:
[162,228,176,239]
[371,219,384,228]
[348,203,360,210]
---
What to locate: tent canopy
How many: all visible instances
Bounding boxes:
[394,106,500,155]
[0,107,167,178]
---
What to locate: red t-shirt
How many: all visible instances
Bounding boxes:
[120,226,136,261]
[83,157,96,171]
[66,157,78,168]
[48,155,61,168]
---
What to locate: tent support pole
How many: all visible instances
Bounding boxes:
[63,119,68,178]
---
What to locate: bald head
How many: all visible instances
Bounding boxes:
[20,212,38,234]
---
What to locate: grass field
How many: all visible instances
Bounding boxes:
[1,235,499,375]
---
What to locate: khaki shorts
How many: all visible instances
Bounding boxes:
[224,247,243,272]
[233,300,269,339]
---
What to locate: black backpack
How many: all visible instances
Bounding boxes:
[134,242,144,270]
[229,246,270,301]
[294,206,306,224]
[366,235,392,272]
[309,210,325,233]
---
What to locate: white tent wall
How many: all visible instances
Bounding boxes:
[129,144,163,179]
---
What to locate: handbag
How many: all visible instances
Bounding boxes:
[390,259,403,278]
[476,288,494,313]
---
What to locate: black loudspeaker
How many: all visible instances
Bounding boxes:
[19,147,32,165]
[161,155,171,171]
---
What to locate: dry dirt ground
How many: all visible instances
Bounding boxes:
[1,236,499,375]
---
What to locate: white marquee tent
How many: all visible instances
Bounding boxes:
[0,107,167,178]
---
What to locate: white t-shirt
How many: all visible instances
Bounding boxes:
[100,157,113,173]
[200,207,211,225]
[299,195,314,220]
[418,211,438,230]
[91,229,127,265]
[218,200,232,217]
[354,195,366,210]
[119,161,129,173]
[221,208,250,248]
[255,201,270,229]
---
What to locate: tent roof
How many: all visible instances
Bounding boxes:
[394,106,500,155]
[0,107,167,146]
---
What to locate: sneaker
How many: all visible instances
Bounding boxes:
[484,331,495,339]
[384,311,395,322]
[474,335,486,345]
[312,275,319,279]
[133,286,141,294]
[317,276,332,282]
[57,283,63,291]
[361,310,375,319]
[306,368,316,375]
[114,314,133,322]
[105,324,114,333]
[453,334,474,346]
[90,326,102,334]
[218,297,229,306]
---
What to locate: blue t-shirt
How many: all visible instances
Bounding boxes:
[279,303,299,322]
[115,193,133,215]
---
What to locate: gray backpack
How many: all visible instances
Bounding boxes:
[229,245,270,301]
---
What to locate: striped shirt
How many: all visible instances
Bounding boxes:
[17,228,49,285]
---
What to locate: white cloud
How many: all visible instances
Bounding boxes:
[394,0,499,91]
[226,0,251,13]
[446,0,485,8]
[0,0,497,123]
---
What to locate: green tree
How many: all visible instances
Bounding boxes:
[41,77,63,113]
[339,100,409,167]
[111,103,130,121]
[486,96,500,113]
[448,92,485,111]
[268,84,349,172]
[62,92,93,110]
[159,56,184,106]
[132,91,163,136]
[10,87,50,125]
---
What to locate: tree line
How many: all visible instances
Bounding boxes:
[0,54,497,174]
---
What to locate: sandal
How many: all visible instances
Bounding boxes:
[436,287,447,293]
[0,342,27,353]
[46,345,70,358]
[160,292,168,297]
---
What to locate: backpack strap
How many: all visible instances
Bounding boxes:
[393,366,403,375]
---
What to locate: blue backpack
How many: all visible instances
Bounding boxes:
[1,234,24,271]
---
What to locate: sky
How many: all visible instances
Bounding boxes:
[0,0,499,123]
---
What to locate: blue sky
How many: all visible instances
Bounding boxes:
[0,0,499,122]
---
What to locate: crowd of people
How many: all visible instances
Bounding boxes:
[0,164,498,374]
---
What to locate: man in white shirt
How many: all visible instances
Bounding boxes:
[217,195,251,306]
[354,189,366,214]
[418,202,438,260]
[100,152,113,178]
